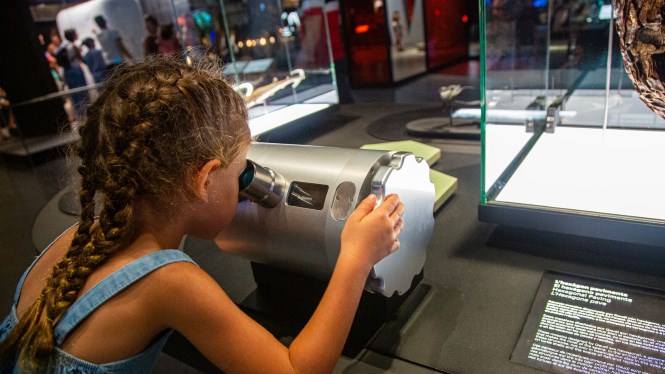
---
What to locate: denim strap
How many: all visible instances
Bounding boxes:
[53,250,196,345]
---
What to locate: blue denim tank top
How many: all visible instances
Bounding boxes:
[0,230,197,373]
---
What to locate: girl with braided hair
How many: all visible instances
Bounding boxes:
[0,55,404,373]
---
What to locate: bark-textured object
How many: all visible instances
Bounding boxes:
[614,0,665,119]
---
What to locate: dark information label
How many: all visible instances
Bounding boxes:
[512,272,665,374]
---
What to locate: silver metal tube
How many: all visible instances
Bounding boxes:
[217,143,435,297]
[239,160,285,208]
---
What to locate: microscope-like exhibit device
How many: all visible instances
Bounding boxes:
[216,143,435,297]
[211,143,435,356]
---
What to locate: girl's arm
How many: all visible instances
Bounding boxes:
[157,194,403,373]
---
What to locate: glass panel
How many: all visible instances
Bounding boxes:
[385,0,426,81]
[424,0,470,69]
[170,0,339,136]
[45,0,339,138]
[482,0,665,223]
[482,0,554,198]
[342,1,392,84]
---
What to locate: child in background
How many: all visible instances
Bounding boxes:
[81,38,107,83]
[0,55,404,373]
[58,29,89,118]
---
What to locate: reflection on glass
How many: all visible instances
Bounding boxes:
[424,0,470,69]
[44,0,340,135]
[482,0,665,223]
[171,0,338,112]
[385,0,426,81]
[342,0,429,84]
[342,1,391,84]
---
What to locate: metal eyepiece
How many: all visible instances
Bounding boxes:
[238,160,285,208]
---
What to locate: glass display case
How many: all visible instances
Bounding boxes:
[166,0,339,136]
[424,0,471,69]
[477,0,665,245]
[55,0,339,137]
[341,0,426,85]
[341,0,469,85]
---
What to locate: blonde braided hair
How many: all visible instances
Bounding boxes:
[0,54,250,371]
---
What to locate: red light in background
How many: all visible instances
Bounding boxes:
[461,14,469,23]
[355,24,369,34]
[435,9,441,16]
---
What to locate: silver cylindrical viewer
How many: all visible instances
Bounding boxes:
[216,143,435,297]
[238,160,285,208]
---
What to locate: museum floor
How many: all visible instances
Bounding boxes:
[2,60,664,373]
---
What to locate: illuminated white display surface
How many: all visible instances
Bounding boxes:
[484,124,534,190]
[247,88,336,136]
[249,103,330,136]
[490,125,665,221]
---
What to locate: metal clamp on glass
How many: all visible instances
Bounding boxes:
[525,96,546,133]
[238,160,285,208]
[545,96,566,134]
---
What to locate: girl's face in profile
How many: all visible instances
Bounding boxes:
[191,147,249,239]
[215,148,249,228]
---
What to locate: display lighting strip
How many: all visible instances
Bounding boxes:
[249,104,331,136]
[238,36,276,49]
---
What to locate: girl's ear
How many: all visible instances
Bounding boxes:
[193,159,221,202]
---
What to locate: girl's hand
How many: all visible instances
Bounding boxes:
[339,194,405,271]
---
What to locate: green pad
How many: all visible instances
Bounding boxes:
[429,169,457,213]
[360,140,441,166]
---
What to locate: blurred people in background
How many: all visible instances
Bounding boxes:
[41,30,75,122]
[46,31,62,59]
[143,15,160,57]
[391,11,404,51]
[82,38,107,83]
[94,15,133,71]
[297,0,354,103]
[43,30,65,90]
[158,24,182,56]
[58,29,89,118]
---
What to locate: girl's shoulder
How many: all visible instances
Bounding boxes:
[145,255,210,297]
[142,254,233,326]
[102,249,201,300]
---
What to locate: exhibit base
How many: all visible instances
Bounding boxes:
[478,203,665,248]
[245,262,425,357]
[161,262,427,373]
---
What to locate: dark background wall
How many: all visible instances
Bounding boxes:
[0,0,67,138]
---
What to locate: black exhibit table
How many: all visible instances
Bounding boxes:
[30,104,665,373]
[163,105,665,373]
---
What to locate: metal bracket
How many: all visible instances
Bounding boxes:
[545,95,566,133]
[524,95,565,134]
[525,96,546,133]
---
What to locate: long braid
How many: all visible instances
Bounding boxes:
[30,81,154,352]
[0,54,251,370]
[0,96,104,371]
